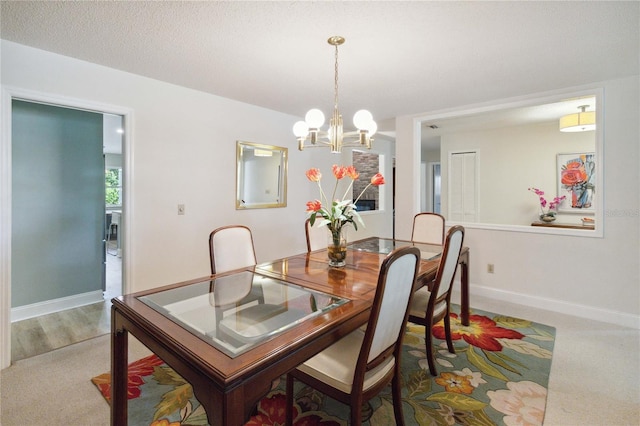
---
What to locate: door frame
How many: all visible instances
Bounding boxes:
[0,86,134,369]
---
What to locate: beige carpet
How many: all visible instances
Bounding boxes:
[0,334,150,426]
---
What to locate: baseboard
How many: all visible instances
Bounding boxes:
[454,284,640,330]
[11,290,104,322]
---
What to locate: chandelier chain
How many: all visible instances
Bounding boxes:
[334,43,339,110]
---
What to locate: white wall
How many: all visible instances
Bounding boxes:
[440,121,595,225]
[397,76,640,328]
[0,40,393,296]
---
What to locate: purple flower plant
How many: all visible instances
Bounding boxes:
[528,187,566,215]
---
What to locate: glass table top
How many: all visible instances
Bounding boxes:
[348,238,443,260]
[138,271,348,358]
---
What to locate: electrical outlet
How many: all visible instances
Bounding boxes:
[487,263,494,273]
[178,204,185,215]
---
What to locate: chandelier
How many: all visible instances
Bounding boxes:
[293,36,377,153]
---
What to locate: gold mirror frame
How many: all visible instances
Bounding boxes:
[236,141,288,209]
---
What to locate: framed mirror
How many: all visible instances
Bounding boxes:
[236,141,288,209]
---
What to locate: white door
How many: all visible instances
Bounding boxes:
[449,151,478,222]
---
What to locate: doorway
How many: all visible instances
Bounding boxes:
[1,94,128,366]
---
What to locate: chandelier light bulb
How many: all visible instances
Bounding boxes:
[305,109,325,128]
[293,121,310,137]
[368,121,378,136]
[353,109,373,130]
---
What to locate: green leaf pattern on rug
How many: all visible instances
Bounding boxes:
[530,326,556,341]
[493,316,531,329]
[152,366,195,423]
[498,338,553,358]
[486,349,528,370]
[427,392,487,411]
[466,345,509,381]
[482,349,523,376]
[406,368,433,397]
[369,398,395,424]
[406,400,447,426]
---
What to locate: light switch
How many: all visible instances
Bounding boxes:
[178,204,185,215]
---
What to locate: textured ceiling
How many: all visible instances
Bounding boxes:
[1,1,638,132]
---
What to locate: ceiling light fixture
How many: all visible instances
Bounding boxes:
[293,36,377,153]
[559,105,596,132]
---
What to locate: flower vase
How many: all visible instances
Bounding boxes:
[540,213,556,222]
[327,228,347,268]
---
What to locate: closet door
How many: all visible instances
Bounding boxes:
[449,151,478,222]
[11,100,104,309]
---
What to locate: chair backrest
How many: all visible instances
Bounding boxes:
[431,225,465,303]
[305,218,327,252]
[357,246,421,373]
[411,213,445,245]
[209,225,257,274]
[210,271,255,306]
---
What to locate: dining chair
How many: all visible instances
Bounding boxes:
[208,225,257,274]
[411,212,446,245]
[208,225,268,339]
[285,246,421,426]
[305,218,327,253]
[408,225,465,376]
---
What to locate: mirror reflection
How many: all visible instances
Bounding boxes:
[420,94,598,230]
[236,141,288,209]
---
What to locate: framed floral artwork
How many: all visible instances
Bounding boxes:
[557,152,595,213]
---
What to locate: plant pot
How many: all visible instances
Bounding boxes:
[540,214,556,222]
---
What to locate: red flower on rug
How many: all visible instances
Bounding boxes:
[91,354,165,402]
[433,313,525,351]
[245,392,341,426]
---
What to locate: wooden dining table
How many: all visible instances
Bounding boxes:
[110,237,470,426]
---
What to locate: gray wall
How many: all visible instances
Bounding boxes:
[11,100,104,307]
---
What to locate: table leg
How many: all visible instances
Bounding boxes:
[459,252,470,326]
[111,307,128,425]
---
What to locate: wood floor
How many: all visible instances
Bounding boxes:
[10,301,111,361]
[10,245,121,362]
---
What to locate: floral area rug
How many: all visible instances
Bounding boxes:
[92,306,555,425]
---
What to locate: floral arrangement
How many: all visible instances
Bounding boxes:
[528,187,566,217]
[306,165,385,241]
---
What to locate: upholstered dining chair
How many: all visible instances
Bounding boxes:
[208,225,257,274]
[208,225,265,336]
[285,246,421,426]
[408,225,465,376]
[411,212,446,245]
[305,218,327,253]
